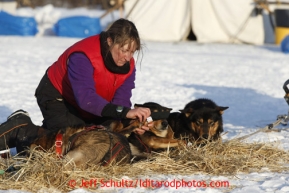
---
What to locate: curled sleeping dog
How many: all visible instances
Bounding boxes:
[168,98,229,144]
[31,126,131,167]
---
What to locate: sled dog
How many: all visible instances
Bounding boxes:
[168,98,229,144]
[31,126,132,167]
[107,102,182,156]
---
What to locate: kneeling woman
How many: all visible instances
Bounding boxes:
[35,18,152,134]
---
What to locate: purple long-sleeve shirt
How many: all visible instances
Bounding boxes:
[67,52,135,116]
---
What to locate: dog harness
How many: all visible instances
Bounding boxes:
[101,139,125,166]
[55,133,63,158]
[65,125,103,155]
[134,135,151,153]
[55,125,104,157]
[55,125,126,166]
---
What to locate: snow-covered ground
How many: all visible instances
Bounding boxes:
[1,5,289,193]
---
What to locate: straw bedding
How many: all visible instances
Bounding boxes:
[1,138,289,192]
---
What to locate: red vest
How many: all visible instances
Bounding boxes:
[48,35,135,119]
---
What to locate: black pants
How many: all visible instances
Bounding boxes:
[35,70,109,132]
[35,71,86,132]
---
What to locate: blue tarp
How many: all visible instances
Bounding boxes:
[53,16,102,38]
[281,35,289,54]
[0,11,38,36]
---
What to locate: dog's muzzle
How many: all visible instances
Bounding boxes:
[161,120,168,129]
[202,134,209,139]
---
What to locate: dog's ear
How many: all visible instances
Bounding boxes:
[216,106,229,115]
[166,107,173,112]
[180,108,194,117]
[181,108,194,113]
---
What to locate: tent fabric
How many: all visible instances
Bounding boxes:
[192,0,264,45]
[124,0,191,42]
[124,0,264,44]
[0,1,17,14]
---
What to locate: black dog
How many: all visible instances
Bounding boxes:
[168,98,229,144]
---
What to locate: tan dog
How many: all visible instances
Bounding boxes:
[31,126,131,168]
[107,102,182,156]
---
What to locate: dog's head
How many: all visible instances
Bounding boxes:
[61,127,85,146]
[134,102,173,138]
[181,99,228,142]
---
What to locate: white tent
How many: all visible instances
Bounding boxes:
[124,0,287,45]
[0,0,17,14]
[124,0,191,42]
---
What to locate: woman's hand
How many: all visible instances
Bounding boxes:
[126,107,151,135]
[126,107,151,122]
[134,122,154,135]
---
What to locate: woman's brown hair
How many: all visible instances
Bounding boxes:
[105,19,143,63]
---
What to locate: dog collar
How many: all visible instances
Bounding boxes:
[55,133,63,158]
